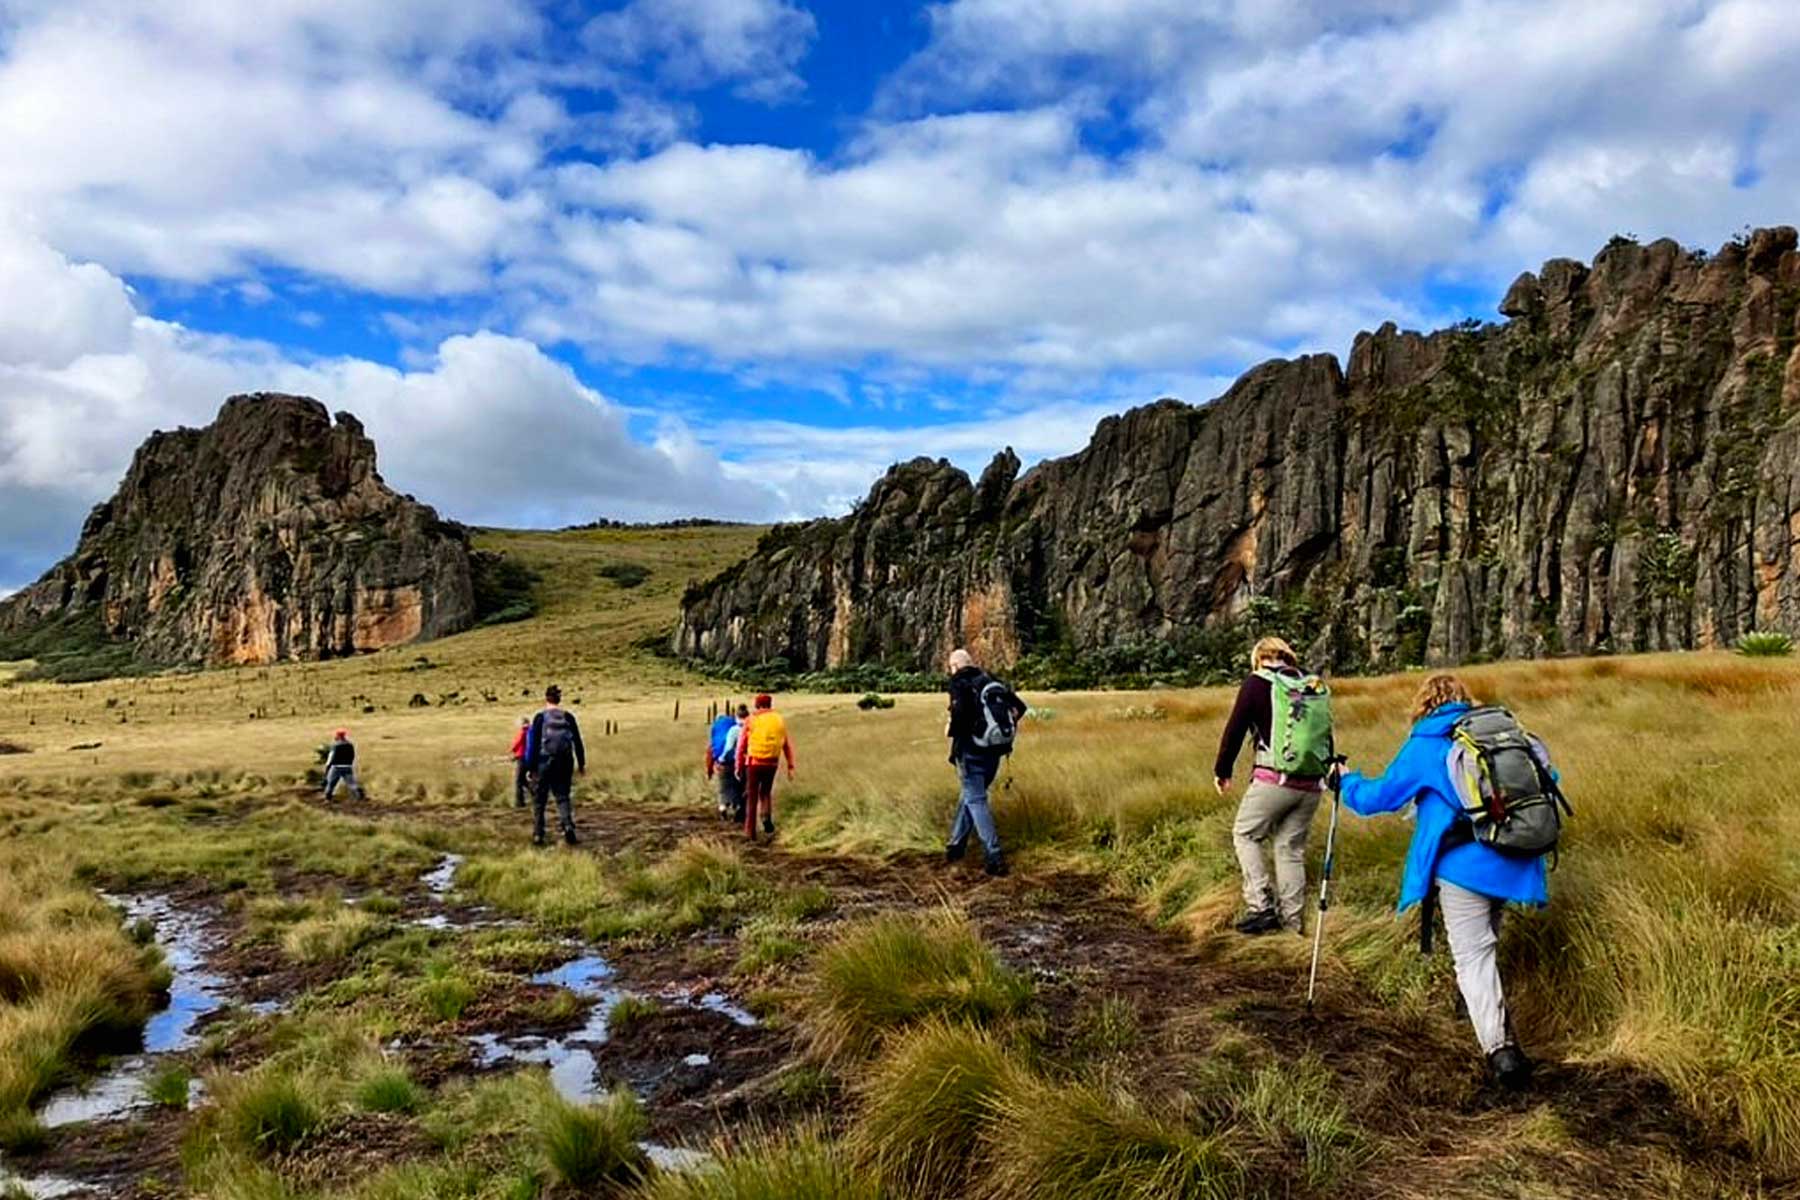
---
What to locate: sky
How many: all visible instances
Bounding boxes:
[1,0,1796,592]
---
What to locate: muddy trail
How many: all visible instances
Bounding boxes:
[8,788,1780,1199]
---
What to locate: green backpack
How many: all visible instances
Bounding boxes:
[1254,669,1334,778]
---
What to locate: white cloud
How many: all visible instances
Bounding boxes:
[584,0,817,102]
[0,226,788,590]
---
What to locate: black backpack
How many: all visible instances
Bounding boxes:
[968,676,1021,753]
[538,708,574,763]
[1447,706,1571,859]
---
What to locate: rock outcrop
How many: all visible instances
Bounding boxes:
[678,227,1800,672]
[0,394,476,667]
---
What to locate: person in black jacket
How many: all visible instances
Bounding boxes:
[944,648,1027,877]
[322,729,364,802]
[524,685,586,846]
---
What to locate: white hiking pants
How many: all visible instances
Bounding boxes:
[1439,881,1512,1054]
[1231,779,1320,931]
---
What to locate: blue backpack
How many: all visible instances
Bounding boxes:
[709,714,737,762]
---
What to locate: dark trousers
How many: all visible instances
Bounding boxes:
[744,762,778,834]
[513,758,529,807]
[534,757,576,841]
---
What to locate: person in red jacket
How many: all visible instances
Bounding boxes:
[509,715,530,808]
[736,693,794,841]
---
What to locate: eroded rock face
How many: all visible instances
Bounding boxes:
[679,227,1800,671]
[0,394,476,666]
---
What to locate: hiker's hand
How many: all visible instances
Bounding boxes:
[1214,776,1232,796]
[1326,762,1343,788]
[578,765,586,776]
[786,766,795,781]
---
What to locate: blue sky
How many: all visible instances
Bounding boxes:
[2,0,1796,591]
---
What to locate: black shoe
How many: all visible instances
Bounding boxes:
[983,854,1009,877]
[1234,909,1281,936]
[945,842,967,863]
[563,830,579,846]
[531,835,547,848]
[762,817,775,836]
[1487,1045,1533,1090]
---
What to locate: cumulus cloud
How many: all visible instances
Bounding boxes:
[584,0,817,102]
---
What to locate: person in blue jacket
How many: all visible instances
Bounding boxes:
[1332,673,1547,1088]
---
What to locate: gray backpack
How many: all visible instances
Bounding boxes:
[1446,706,1571,858]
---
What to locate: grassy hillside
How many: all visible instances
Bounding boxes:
[0,524,1795,1198]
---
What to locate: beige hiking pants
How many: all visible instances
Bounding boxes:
[1439,881,1511,1054]
[1232,779,1321,931]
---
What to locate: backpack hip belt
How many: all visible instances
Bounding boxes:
[1250,765,1324,792]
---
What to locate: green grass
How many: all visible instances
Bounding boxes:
[608,994,661,1035]
[982,1078,1245,1200]
[415,959,480,1022]
[849,1020,1031,1197]
[280,908,385,965]
[632,1126,880,1200]
[537,1086,648,1189]
[1236,1056,1370,1188]
[213,1067,324,1155]
[802,911,1033,1061]
[147,1061,194,1108]
[354,1065,425,1115]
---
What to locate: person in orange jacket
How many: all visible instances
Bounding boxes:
[736,693,794,841]
[509,715,530,808]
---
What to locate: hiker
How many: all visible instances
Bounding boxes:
[510,716,530,808]
[705,703,747,823]
[1334,673,1560,1089]
[1214,636,1335,936]
[322,728,365,802]
[723,704,750,823]
[524,685,586,847]
[736,694,793,841]
[944,648,1028,877]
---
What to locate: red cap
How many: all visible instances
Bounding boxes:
[754,693,772,709]
[334,728,348,738]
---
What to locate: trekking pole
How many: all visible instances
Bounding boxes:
[1306,757,1347,1011]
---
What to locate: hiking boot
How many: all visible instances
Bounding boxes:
[1234,909,1281,936]
[563,829,579,847]
[945,841,967,864]
[531,834,547,848]
[762,817,775,836]
[983,853,1009,878]
[1487,1045,1533,1090]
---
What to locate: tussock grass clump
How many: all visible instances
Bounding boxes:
[537,1085,648,1189]
[982,1078,1244,1200]
[355,1064,425,1114]
[850,1020,1031,1197]
[213,1067,323,1155]
[1237,1056,1370,1188]
[802,911,1032,1061]
[0,1108,47,1154]
[280,908,384,965]
[415,959,479,1022]
[634,1126,879,1200]
[608,994,661,1035]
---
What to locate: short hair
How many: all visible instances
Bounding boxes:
[545,684,562,703]
[1411,673,1475,722]
[736,704,749,717]
[520,715,530,725]
[754,693,772,709]
[1250,636,1298,670]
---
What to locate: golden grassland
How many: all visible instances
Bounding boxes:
[1,524,1798,1196]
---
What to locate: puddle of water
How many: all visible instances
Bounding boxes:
[0,1168,102,1198]
[532,955,614,997]
[421,853,463,896]
[682,1053,711,1067]
[467,977,628,1103]
[641,1142,712,1173]
[693,992,758,1028]
[37,893,228,1128]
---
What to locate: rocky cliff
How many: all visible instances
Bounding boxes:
[0,394,476,668]
[678,226,1800,673]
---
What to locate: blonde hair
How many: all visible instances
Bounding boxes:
[1250,636,1298,670]
[1411,673,1475,722]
